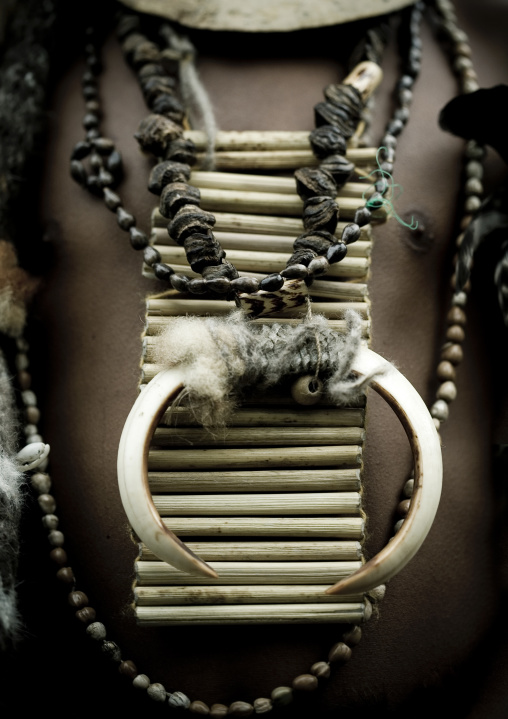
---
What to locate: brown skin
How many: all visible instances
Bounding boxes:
[9,3,508,717]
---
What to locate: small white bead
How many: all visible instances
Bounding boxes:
[465,195,481,213]
[463,79,479,93]
[31,473,51,494]
[403,478,414,498]
[431,399,449,421]
[168,692,191,709]
[437,381,457,402]
[452,291,467,307]
[466,160,483,179]
[21,390,37,407]
[24,424,38,436]
[42,514,59,529]
[465,177,483,196]
[48,530,65,547]
[86,622,107,640]
[291,375,323,406]
[454,56,473,72]
[369,584,386,602]
[132,674,150,690]
[147,683,166,702]
[15,353,29,371]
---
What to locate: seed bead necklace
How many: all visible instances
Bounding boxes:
[19,0,484,714]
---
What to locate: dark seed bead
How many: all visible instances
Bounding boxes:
[259,273,284,292]
[169,205,216,244]
[148,161,191,194]
[188,278,208,294]
[141,75,176,101]
[86,54,101,75]
[121,32,146,61]
[98,168,114,187]
[90,152,102,171]
[86,128,100,141]
[380,161,393,174]
[292,674,318,692]
[164,138,197,165]
[399,74,414,89]
[117,207,135,230]
[85,99,101,116]
[394,107,410,123]
[302,196,339,234]
[56,567,75,584]
[106,150,123,178]
[294,230,335,255]
[375,177,390,195]
[151,94,185,123]
[135,114,183,156]
[132,41,161,69]
[86,175,103,196]
[320,154,355,188]
[68,590,89,608]
[116,14,140,40]
[71,141,91,160]
[387,118,404,136]
[315,99,359,137]
[83,112,99,130]
[102,640,122,662]
[294,167,336,200]
[309,124,347,159]
[143,246,161,266]
[153,262,174,281]
[281,264,308,279]
[82,84,98,101]
[326,242,348,264]
[205,277,230,294]
[341,223,361,245]
[160,182,200,219]
[354,207,371,227]
[70,160,87,185]
[308,256,329,276]
[129,227,149,250]
[75,606,96,623]
[170,274,190,292]
[202,261,238,281]
[227,700,253,717]
[137,62,166,80]
[92,137,115,155]
[119,660,138,679]
[103,188,122,211]
[343,625,362,646]
[230,277,260,294]
[50,547,68,565]
[81,69,95,85]
[287,248,316,267]
[328,641,352,662]
[366,192,384,209]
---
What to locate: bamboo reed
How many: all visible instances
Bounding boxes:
[140,541,362,562]
[190,171,370,197]
[151,426,365,447]
[162,516,364,537]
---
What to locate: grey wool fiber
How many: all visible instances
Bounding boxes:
[154,309,384,429]
[0,349,24,648]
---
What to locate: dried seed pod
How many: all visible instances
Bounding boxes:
[153,263,173,281]
[280,264,308,279]
[308,256,329,276]
[143,246,161,266]
[135,114,182,156]
[259,273,284,292]
[294,167,336,200]
[309,124,347,159]
[341,223,361,244]
[165,138,197,165]
[315,83,363,137]
[92,137,115,155]
[183,231,225,273]
[302,196,339,234]
[159,182,200,219]
[121,32,146,61]
[141,75,177,102]
[132,41,161,69]
[170,274,190,292]
[202,261,238,281]
[168,205,216,244]
[326,242,348,264]
[71,141,91,160]
[129,227,149,250]
[294,230,334,255]
[320,154,355,188]
[150,93,185,123]
[148,161,191,194]
[137,62,166,80]
[116,14,140,40]
[354,207,372,227]
[287,248,316,267]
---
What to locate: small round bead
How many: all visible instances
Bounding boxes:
[326,242,347,264]
[129,227,149,250]
[466,160,483,179]
[452,291,468,307]
[310,661,330,679]
[341,223,361,245]
[26,434,43,445]
[369,585,386,602]
[342,625,362,646]
[103,188,122,210]
[86,621,107,640]
[354,207,371,227]
[76,606,97,623]
[38,493,56,514]
[430,399,449,421]
[394,519,404,533]
[147,683,166,702]
[437,380,457,402]
[188,278,208,294]
[308,256,329,276]
[253,697,272,714]
[437,361,456,381]
[31,472,51,494]
[25,406,41,424]
[259,274,284,292]
[133,674,151,690]
[280,264,308,280]
[15,353,29,371]
[56,567,75,583]
[447,306,466,326]
[116,207,135,230]
[119,660,138,679]
[292,674,318,692]
[270,687,293,707]
[102,640,122,662]
[50,547,68,565]
[291,376,323,406]
[446,324,465,344]
[328,642,352,662]
[170,274,190,292]
[403,478,414,498]
[153,262,174,282]
[465,177,483,196]
[48,530,65,547]
[398,499,411,516]
[189,700,210,715]
[22,389,37,406]
[230,277,260,294]
[168,692,191,709]
[206,277,231,294]
[227,700,254,716]
[441,343,463,365]
[210,704,229,717]
[465,195,481,213]
[18,370,31,389]
[143,245,161,266]
[68,590,89,608]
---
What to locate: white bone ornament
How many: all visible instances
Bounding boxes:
[117,346,442,594]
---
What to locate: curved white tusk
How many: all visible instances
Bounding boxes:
[326,346,443,595]
[117,368,218,580]
[118,348,442,590]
